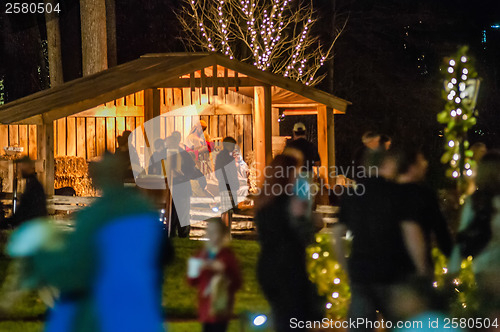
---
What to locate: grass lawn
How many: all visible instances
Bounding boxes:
[0,234,270,330]
[0,320,259,332]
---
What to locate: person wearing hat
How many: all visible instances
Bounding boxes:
[285,122,320,172]
[9,156,47,228]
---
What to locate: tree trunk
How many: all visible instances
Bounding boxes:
[80,0,108,76]
[105,0,117,67]
[45,0,64,86]
[328,0,337,94]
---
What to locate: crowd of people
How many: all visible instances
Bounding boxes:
[1,122,499,332]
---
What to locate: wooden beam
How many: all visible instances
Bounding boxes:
[326,106,336,186]
[224,68,229,94]
[37,123,54,196]
[68,105,144,117]
[317,105,335,185]
[161,104,252,116]
[254,86,272,184]
[317,105,328,181]
[144,88,161,170]
[212,63,218,96]
[157,77,262,89]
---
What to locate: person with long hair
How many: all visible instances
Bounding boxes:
[255,154,323,332]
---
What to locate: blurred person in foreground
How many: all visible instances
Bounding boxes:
[450,151,500,317]
[8,153,169,332]
[187,218,242,332]
[8,156,47,228]
[352,131,381,175]
[333,150,430,331]
[390,147,453,268]
[255,154,323,332]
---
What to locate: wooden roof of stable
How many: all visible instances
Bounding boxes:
[0,53,351,125]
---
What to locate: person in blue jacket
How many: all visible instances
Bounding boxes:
[31,153,169,332]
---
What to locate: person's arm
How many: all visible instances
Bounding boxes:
[401,221,431,276]
[223,251,242,292]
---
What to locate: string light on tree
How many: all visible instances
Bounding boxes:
[437,46,480,189]
[178,0,346,85]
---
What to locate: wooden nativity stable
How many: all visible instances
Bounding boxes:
[0,53,350,197]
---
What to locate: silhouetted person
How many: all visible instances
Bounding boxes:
[115,130,138,183]
[11,156,47,228]
[352,131,381,180]
[148,138,167,175]
[391,147,453,270]
[333,150,429,331]
[285,122,320,172]
[214,137,240,227]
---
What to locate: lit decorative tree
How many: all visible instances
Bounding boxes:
[177,0,345,86]
[437,46,480,189]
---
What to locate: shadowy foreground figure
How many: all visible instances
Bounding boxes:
[7,153,168,332]
[188,218,242,332]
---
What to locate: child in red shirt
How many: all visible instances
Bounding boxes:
[188,218,242,332]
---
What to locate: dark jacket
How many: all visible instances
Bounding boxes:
[14,174,47,226]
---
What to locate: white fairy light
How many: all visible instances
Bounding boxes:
[448,67,454,73]
[449,59,456,66]
[461,56,467,63]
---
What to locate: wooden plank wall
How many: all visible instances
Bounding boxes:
[158,87,254,160]
[0,85,255,162]
[0,124,38,159]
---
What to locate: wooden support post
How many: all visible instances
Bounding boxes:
[317,105,335,185]
[254,86,272,184]
[144,88,161,171]
[37,123,55,196]
[327,106,336,186]
[212,64,218,96]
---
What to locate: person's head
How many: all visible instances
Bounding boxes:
[476,150,500,193]
[364,149,390,179]
[257,154,301,209]
[17,156,36,178]
[388,147,428,183]
[362,131,381,150]
[471,142,487,162]
[170,131,182,147]
[199,120,208,132]
[154,138,165,151]
[380,134,392,150]
[292,122,307,139]
[205,218,229,248]
[222,136,237,152]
